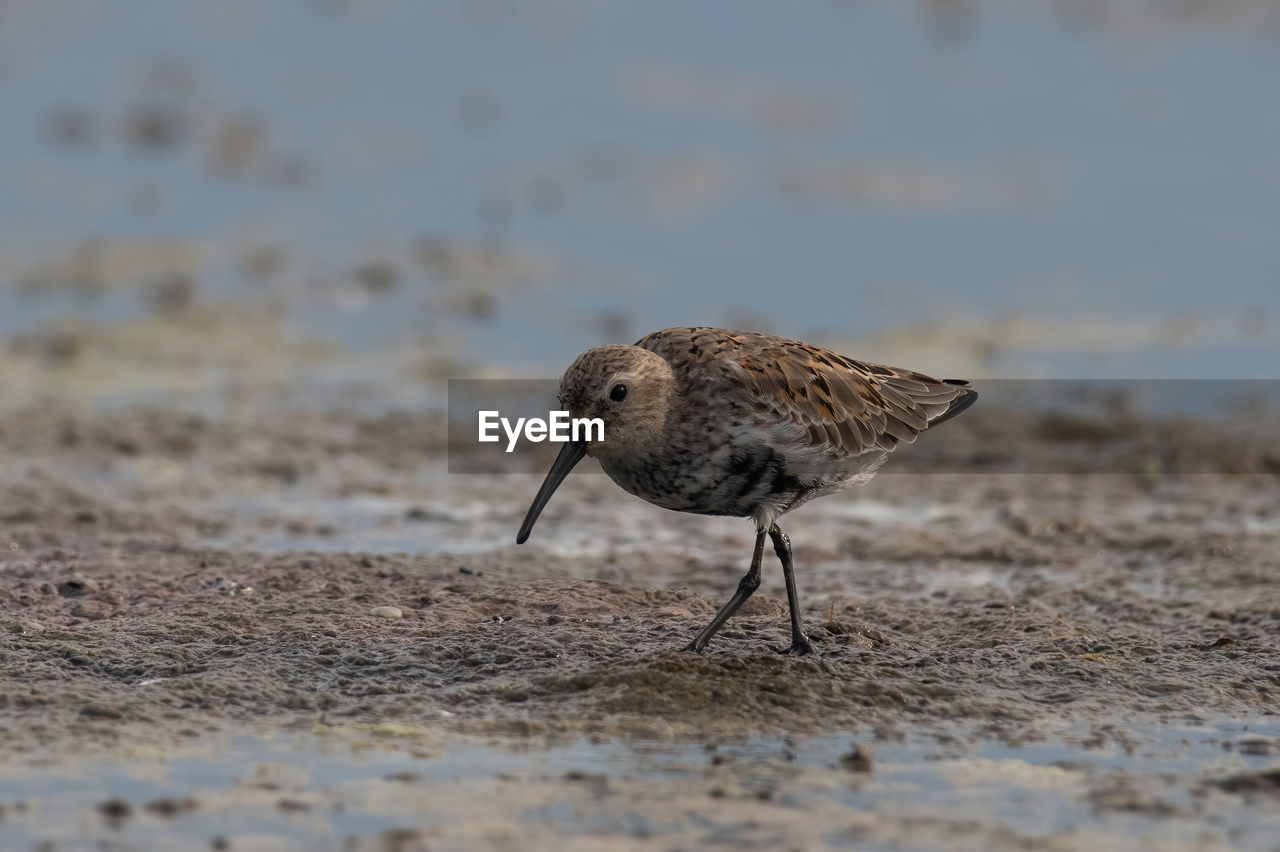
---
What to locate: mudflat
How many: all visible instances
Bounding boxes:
[1,400,1278,848]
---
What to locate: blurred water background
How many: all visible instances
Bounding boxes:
[1,0,1279,409]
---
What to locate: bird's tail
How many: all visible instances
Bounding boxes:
[927,379,977,428]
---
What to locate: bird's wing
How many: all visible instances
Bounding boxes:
[636,327,976,459]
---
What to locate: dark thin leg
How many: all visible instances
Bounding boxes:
[770,525,814,655]
[684,530,767,653]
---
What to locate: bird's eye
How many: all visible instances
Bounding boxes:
[609,384,628,402]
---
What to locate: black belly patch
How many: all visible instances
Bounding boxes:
[726,448,783,505]
[769,470,803,498]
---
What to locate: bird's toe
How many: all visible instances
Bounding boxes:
[778,634,816,656]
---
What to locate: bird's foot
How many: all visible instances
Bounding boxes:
[681,639,705,654]
[778,633,815,656]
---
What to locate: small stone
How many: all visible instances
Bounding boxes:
[1238,737,1273,756]
[1215,768,1280,793]
[372,606,403,620]
[98,798,132,821]
[57,579,88,597]
[379,828,426,852]
[145,797,198,817]
[840,743,875,773]
[205,577,252,597]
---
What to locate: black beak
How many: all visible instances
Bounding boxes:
[516,439,588,544]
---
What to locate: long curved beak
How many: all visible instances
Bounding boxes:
[516,439,588,544]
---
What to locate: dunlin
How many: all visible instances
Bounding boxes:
[516,327,976,654]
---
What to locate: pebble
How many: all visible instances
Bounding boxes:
[372,606,403,619]
[1238,736,1273,756]
[98,798,132,821]
[840,744,875,773]
[205,577,253,597]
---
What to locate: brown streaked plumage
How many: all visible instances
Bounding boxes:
[517,327,977,654]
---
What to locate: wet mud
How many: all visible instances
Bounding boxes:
[0,400,1278,848]
[2,401,1277,749]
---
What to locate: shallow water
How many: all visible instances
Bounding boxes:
[3,1,1280,376]
[3,721,1278,851]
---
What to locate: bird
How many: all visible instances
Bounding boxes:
[516,327,977,655]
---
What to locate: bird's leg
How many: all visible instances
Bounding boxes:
[770,524,815,655]
[684,529,766,653]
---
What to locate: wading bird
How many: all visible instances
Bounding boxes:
[516,327,976,655]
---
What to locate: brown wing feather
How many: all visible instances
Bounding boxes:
[636,326,977,459]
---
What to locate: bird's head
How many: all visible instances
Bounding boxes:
[516,344,675,544]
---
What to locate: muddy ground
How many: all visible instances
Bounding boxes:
[1,400,1278,848]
